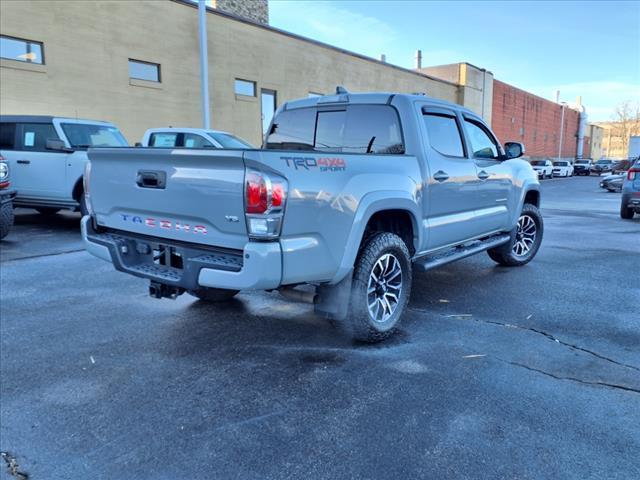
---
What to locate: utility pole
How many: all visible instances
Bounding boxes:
[198,0,211,129]
[558,101,567,161]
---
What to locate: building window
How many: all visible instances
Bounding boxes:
[235,79,256,97]
[128,59,160,82]
[0,35,44,64]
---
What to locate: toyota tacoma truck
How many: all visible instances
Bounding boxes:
[82,90,543,342]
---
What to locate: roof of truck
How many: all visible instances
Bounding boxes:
[0,115,113,124]
[282,91,477,117]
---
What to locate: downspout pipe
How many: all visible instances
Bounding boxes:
[576,106,587,160]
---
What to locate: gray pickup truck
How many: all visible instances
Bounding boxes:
[83,91,542,342]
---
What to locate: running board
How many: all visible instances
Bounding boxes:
[413,234,511,272]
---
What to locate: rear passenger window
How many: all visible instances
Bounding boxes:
[0,123,16,150]
[343,105,404,154]
[266,104,404,154]
[150,132,179,147]
[265,108,316,150]
[20,123,59,151]
[423,113,464,157]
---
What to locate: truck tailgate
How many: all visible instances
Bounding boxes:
[88,148,248,249]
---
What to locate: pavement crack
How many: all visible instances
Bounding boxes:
[422,309,640,373]
[1,451,29,479]
[503,360,640,395]
[2,248,85,263]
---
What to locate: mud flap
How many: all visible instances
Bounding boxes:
[314,270,353,321]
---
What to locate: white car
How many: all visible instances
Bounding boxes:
[530,160,553,179]
[552,161,574,177]
[140,128,254,149]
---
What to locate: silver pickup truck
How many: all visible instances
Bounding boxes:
[83,91,542,342]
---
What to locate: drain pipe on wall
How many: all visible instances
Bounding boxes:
[557,101,567,162]
[198,0,211,129]
[576,96,587,160]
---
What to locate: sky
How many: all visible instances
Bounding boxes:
[269,0,640,121]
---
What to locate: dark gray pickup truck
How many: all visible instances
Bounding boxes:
[83,91,543,342]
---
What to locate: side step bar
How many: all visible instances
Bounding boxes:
[413,234,511,272]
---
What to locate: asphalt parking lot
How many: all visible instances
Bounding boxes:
[1,175,639,480]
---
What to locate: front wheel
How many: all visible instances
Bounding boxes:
[346,232,412,343]
[488,203,543,267]
[188,287,239,302]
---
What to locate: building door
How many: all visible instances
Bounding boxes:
[261,89,277,136]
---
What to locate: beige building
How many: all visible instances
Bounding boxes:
[594,121,640,159]
[585,124,604,160]
[0,0,494,146]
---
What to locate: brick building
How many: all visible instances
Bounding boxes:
[491,79,580,160]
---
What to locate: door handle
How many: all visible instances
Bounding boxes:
[17,160,31,165]
[433,170,449,182]
[477,170,490,180]
[136,170,167,189]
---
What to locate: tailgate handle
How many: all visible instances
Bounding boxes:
[136,170,166,189]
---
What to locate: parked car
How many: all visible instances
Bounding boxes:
[0,115,128,216]
[552,161,574,177]
[573,159,591,176]
[531,160,553,179]
[611,159,633,174]
[620,159,640,219]
[83,90,542,343]
[140,128,254,149]
[590,159,615,175]
[0,155,16,240]
[599,173,625,192]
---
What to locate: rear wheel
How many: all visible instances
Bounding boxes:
[188,287,239,302]
[620,203,635,219]
[488,203,543,267]
[0,201,14,239]
[36,207,60,215]
[345,232,412,343]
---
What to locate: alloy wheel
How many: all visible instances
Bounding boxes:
[367,253,403,322]
[513,214,537,257]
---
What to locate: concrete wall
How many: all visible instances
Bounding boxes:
[211,0,269,24]
[419,63,493,124]
[492,79,580,160]
[0,0,459,145]
[584,124,604,160]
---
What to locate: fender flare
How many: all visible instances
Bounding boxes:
[512,181,541,226]
[329,191,421,284]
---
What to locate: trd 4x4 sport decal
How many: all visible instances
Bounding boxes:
[282,156,346,172]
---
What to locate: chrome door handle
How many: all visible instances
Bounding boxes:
[433,170,449,182]
[478,170,490,180]
[17,159,31,164]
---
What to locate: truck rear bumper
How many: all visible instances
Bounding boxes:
[81,216,282,290]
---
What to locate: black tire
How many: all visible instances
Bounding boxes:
[188,287,239,302]
[345,232,412,343]
[36,207,60,215]
[0,201,14,240]
[488,203,543,267]
[79,194,89,217]
[620,204,634,219]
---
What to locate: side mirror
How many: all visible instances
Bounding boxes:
[504,142,525,159]
[46,138,73,152]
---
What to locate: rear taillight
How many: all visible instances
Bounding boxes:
[83,161,94,216]
[627,169,639,181]
[244,168,288,239]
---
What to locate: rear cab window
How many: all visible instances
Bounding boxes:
[266,104,404,154]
